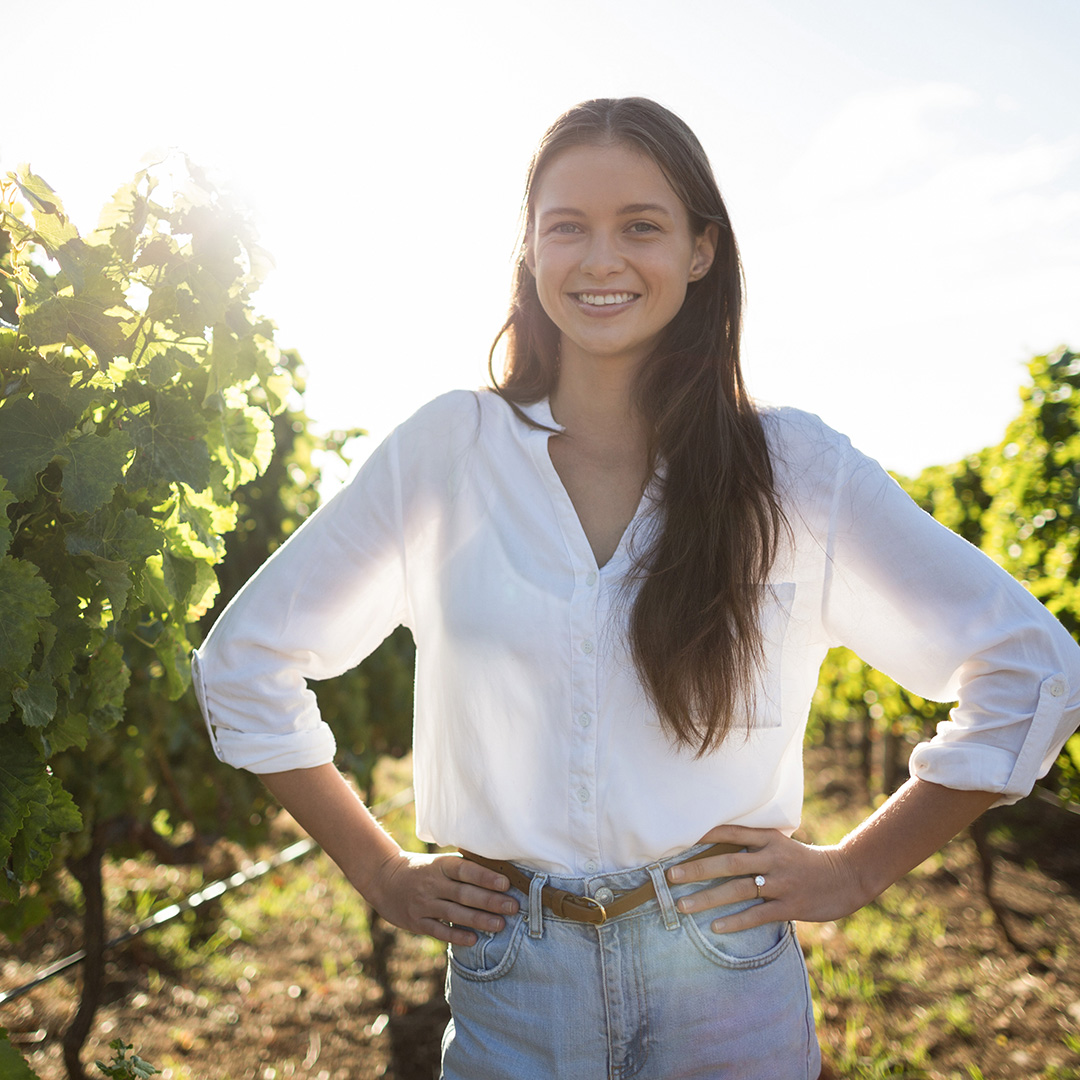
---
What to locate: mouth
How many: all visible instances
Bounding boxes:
[571,291,640,308]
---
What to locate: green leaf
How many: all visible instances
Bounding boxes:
[65,504,161,623]
[0,1028,40,1080]
[172,487,235,559]
[92,180,147,264]
[125,394,210,492]
[0,480,16,558]
[0,889,51,943]
[216,403,273,488]
[40,706,88,756]
[12,772,81,882]
[0,555,57,676]
[155,621,192,700]
[26,356,100,415]
[12,670,57,728]
[83,556,134,624]
[0,731,45,861]
[204,327,239,402]
[20,292,127,368]
[62,428,133,515]
[66,504,163,566]
[0,394,75,500]
[87,639,130,735]
[162,549,197,609]
[14,168,79,251]
[144,352,177,387]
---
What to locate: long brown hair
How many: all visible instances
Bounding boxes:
[489,97,785,754]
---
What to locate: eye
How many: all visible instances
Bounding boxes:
[628,221,660,234]
[550,222,582,235]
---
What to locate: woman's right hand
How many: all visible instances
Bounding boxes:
[360,850,519,946]
[259,765,519,947]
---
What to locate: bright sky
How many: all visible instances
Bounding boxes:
[5,0,1079,482]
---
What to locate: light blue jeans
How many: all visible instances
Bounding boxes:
[442,845,821,1079]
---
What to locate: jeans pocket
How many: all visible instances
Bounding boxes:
[682,900,794,970]
[447,911,527,983]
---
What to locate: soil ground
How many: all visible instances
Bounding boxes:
[4,747,1080,1080]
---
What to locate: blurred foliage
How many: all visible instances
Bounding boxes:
[811,348,1080,805]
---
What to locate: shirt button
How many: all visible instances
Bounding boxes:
[586,571,597,586]
[581,640,594,655]
[578,787,590,803]
[1050,681,1065,697]
[594,886,614,905]
[578,712,592,728]
[584,860,598,873]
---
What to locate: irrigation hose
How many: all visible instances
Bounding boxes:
[0,787,415,1007]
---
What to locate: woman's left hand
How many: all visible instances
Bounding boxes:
[666,824,869,933]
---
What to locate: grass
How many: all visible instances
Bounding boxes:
[796,757,1080,1080]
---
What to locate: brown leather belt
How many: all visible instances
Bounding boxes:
[460,843,743,926]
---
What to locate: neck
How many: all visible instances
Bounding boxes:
[549,344,648,451]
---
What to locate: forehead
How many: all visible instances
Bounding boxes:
[532,142,685,217]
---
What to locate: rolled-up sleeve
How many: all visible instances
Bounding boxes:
[191,413,414,774]
[819,431,1080,805]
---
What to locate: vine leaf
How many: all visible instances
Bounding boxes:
[87,640,131,736]
[0,482,16,557]
[11,773,81,884]
[65,506,162,621]
[0,555,56,682]
[126,394,211,492]
[62,429,133,515]
[27,356,100,416]
[0,734,48,901]
[21,292,128,368]
[0,394,76,500]
[12,671,58,728]
[0,1027,40,1079]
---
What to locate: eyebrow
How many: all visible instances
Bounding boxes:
[538,203,675,219]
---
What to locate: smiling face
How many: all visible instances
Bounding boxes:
[525,141,717,375]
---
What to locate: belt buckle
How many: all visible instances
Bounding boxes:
[564,893,608,925]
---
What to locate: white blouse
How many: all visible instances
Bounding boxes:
[192,390,1080,875]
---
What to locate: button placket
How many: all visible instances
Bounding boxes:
[568,563,602,874]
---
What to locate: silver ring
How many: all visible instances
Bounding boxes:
[754,874,766,899]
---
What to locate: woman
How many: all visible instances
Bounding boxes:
[193,98,1080,1078]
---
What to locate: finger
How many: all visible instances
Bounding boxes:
[695,824,778,848]
[417,917,480,947]
[454,856,514,893]
[708,900,783,935]
[448,879,519,916]
[672,879,750,914]
[667,850,763,884]
[436,899,509,934]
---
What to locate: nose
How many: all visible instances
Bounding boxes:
[579,230,625,279]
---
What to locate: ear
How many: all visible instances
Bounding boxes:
[688,222,719,282]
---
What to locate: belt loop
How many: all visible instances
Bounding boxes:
[648,863,680,931]
[528,870,548,939]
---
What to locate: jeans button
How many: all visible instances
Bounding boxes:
[594,887,614,905]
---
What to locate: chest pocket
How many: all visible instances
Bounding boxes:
[748,581,796,730]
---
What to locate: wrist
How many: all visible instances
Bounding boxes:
[828,840,879,913]
[343,832,407,904]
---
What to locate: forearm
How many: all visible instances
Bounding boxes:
[838,776,999,905]
[675,776,1000,932]
[259,763,402,898]
[258,763,519,946]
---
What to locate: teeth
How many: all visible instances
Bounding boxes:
[578,292,635,306]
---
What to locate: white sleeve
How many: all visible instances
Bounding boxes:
[191,391,477,774]
[818,427,1080,805]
